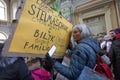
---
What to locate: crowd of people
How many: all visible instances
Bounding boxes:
[0,23,120,80]
[43,25,120,80]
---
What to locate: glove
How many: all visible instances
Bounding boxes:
[42,53,55,72]
[46,53,55,65]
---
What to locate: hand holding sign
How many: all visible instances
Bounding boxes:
[43,45,56,71]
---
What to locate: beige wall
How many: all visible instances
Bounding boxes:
[73,1,118,35]
[110,1,119,29]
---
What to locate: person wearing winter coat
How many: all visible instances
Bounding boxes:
[43,24,100,80]
[109,28,120,80]
[0,43,34,80]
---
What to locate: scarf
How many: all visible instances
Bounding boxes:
[116,34,120,39]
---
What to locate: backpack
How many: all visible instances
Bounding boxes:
[80,42,114,80]
[94,54,114,80]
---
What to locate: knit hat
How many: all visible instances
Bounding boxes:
[114,28,120,34]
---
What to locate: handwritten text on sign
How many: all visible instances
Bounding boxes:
[9,0,72,56]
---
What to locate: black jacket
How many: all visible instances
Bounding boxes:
[109,38,120,80]
[0,58,34,80]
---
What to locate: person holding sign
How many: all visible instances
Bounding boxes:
[0,43,34,80]
[43,24,100,80]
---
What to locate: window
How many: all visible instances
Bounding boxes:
[0,0,6,20]
[0,31,8,43]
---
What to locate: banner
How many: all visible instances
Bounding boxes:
[2,0,72,57]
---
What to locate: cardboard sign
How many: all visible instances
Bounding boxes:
[2,0,72,58]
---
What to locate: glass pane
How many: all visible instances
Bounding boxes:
[0,1,4,7]
[0,7,5,20]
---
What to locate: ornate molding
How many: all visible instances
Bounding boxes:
[74,0,113,13]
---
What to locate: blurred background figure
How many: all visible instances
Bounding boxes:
[100,35,112,53]
[109,29,116,41]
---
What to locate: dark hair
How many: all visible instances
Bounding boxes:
[98,49,107,56]
[109,29,114,32]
